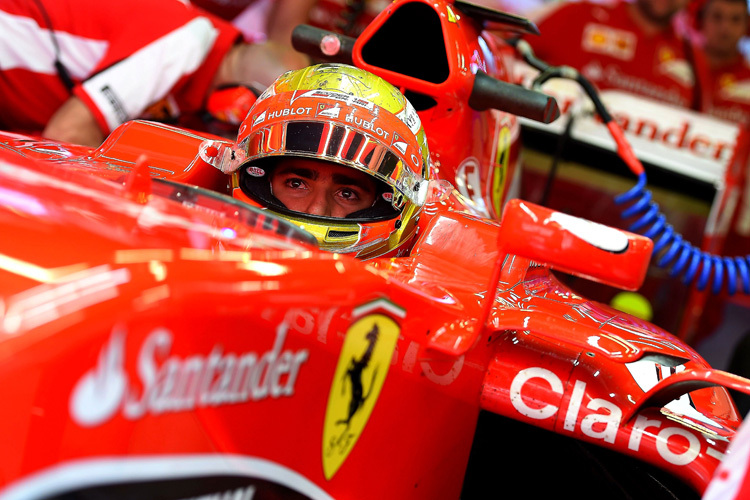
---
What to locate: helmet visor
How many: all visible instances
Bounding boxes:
[239,120,427,207]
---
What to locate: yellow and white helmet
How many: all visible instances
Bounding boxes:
[233,63,430,259]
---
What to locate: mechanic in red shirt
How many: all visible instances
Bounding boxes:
[528,0,707,110]
[0,0,305,147]
[698,0,750,124]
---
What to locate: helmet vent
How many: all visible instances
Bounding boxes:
[327,230,359,238]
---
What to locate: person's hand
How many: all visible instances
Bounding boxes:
[214,41,311,92]
[43,96,105,147]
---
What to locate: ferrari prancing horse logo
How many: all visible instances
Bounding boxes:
[322,311,400,479]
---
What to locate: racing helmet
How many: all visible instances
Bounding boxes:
[233,63,430,259]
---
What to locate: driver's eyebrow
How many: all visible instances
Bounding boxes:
[332,173,374,191]
[276,166,318,180]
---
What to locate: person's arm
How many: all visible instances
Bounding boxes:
[213,40,308,91]
[264,0,317,45]
[208,0,314,93]
[258,0,315,72]
[42,96,105,147]
[61,0,241,133]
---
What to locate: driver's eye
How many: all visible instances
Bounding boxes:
[287,178,305,189]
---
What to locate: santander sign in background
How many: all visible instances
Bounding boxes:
[516,62,740,187]
[573,91,738,186]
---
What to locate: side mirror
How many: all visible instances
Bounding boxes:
[469,71,560,123]
[499,199,653,291]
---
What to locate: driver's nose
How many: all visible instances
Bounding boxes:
[305,188,332,217]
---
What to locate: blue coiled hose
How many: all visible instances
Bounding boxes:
[512,38,750,295]
[615,173,750,295]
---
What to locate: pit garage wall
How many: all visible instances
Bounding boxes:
[519,135,707,335]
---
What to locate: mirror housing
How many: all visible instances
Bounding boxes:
[499,199,653,291]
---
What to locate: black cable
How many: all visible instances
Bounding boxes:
[31,0,75,92]
[539,113,575,206]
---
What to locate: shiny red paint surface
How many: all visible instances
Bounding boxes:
[0,119,744,498]
[0,121,232,193]
[499,199,654,291]
[0,1,747,497]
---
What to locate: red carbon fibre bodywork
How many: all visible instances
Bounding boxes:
[0,1,747,498]
[0,132,744,498]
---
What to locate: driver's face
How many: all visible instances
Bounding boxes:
[270,158,377,218]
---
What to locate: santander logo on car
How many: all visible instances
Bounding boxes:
[69,324,309,427]
[70,328,128,426]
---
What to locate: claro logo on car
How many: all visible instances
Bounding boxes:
[69,323,308,427]
[510,367,725,466]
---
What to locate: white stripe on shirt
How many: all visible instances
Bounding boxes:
[0,10,107,79]
[81,16,218,131]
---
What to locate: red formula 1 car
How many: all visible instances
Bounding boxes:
[0,1,748,499]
